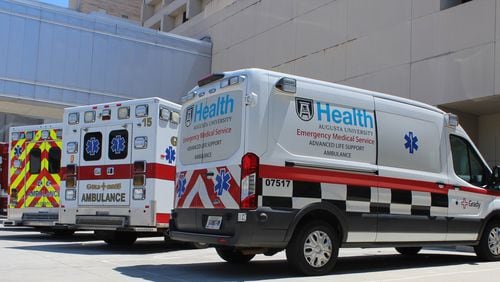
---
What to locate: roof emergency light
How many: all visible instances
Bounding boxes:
[11,132,19,141]
[159,107,170,121]
[170,111,180,124]
[84,111,95,123]
[445,113,459,127]
[26,131,34,141]
[101,109,111,121]
[275,77,297,93]
[41,130,49,139]
[118,106,130,119]
[136,105,148,117]
[68,112,79,124]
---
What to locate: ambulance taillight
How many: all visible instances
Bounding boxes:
[65,164,77,200]
[133,161,146,200]
[240,153,259,210]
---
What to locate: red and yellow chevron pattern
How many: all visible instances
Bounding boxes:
[9,129,62,209]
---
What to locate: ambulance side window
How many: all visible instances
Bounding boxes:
[29,148,41,174]
[83,132,102,161]
[48,147,61,173]
[450,135,489,186]
[108,130,128,160]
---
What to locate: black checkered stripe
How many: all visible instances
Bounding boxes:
[258,180,448,216]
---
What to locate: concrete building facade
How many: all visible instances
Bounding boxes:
[0,0,211,141]
[70,0,143,22]
[142,0,500,167]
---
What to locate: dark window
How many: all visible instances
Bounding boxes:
[108,130,128,160]
[450,135,489,186]
[83,132,102,161]
[29,148,41,174]
[48,147,61,174]
[182,11,188,23]
[441,0,472,10]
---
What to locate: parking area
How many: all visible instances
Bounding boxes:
[1,223,500,282]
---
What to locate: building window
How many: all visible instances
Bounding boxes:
[182,11,188,23]
[121,15,128,19]
[441,0,472,10]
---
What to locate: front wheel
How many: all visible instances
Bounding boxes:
[286,220,339,276]
[215,247,255,263]
[395,247,421,256]
[475,220,500,261]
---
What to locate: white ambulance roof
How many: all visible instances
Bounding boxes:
[9,123,63,132]
[63,97,180,112]
[195,68,445,116]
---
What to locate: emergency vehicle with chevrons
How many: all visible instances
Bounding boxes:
[59,97,180,245]
[170,68,500,275]
[5,124,63,228]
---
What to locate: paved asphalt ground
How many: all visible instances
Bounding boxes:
[1,223,500,281]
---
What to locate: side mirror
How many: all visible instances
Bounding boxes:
[488,165,500,189]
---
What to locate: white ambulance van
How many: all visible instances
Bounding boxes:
[5,124,64,231]
[170,68,500,275]
[59,97,180,245]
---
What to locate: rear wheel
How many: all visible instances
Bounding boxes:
[215,247,255,263]
[286,220,339,276]
[192,242,209,249]
[475,220,500,261]
[395,247,421,256]
[95,231,138,246]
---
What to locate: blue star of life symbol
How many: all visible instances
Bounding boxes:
[85,137,100,156]
[165,146,176,164]
[177,174,187,198]
[14,146,22,157]
[215,169,231,196]
[111,135,126,154]
[404,131,419,154]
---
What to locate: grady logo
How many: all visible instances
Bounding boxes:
[459,198,481,209]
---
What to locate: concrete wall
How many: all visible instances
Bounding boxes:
[169,0,500,165]
[70,0,143,22]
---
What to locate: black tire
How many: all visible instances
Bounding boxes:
[475,220,500,261]
[286,220,339,276]
[191,242,209,249]
[395,247,421,256]
[215,247,255,263]
[96,231,138,246]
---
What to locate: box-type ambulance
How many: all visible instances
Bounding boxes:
[5,124,63,228]
[170,68,500,275]
[59,98,180,245]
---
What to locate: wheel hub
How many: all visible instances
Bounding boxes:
[488,227,500,255]
[303,230,332,268]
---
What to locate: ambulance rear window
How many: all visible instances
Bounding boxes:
[48,147,61,174]
[83,132,102,161]
[108,130,128,160]
[29,148,41,174]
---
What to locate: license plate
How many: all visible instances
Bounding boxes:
[205,216,222,230]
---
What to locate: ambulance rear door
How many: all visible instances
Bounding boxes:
[23,129,61,209]
[78,124,132,207]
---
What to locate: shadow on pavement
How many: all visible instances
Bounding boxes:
[8,238,197,256]
[115,252,484,281]
[0,227,97,243]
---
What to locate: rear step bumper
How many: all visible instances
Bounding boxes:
[169,208,296,248]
